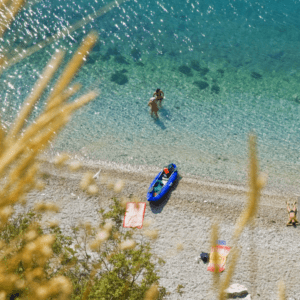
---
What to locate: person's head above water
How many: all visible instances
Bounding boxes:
[156,88,160,93]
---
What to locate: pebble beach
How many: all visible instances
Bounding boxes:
[11,158,300,299]
[3,0,300,298]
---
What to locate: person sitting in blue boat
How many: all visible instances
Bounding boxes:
[162,167,171,178]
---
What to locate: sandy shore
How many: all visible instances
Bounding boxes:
[14,158,300,300]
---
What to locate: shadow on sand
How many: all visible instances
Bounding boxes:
[149,175,182,214]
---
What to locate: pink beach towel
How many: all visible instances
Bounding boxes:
[207,245,231,272]
[123,202,146,229]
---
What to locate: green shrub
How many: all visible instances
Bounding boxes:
[1,199,169,300]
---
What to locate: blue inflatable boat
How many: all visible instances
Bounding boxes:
[147,163,178,202]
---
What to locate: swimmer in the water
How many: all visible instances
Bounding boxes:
[148,97,159,118]
[153,88,164,107]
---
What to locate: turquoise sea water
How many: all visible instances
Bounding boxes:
[2,0,300,187]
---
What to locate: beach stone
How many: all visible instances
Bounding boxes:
[225,283,251,299]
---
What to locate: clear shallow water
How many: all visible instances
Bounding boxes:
[2,0,300,187]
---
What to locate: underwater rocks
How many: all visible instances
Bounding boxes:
[110,69,128,85]
[199,67,209,76]
[130,48,142,61]
[101,46,120,61]
[190,60,210,76]
[217,69,225,76]
[193,81,209,90]
[191,60,201,71]
[179,65,193,76]
[251,71,262,79]
[211,84,220,94]
[114,54,129,65]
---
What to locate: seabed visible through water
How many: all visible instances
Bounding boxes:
[2,0,300,188]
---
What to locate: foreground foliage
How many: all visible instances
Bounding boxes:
[1,199,168,300]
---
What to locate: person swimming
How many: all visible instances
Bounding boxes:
[153,88,164,107]
[148,96,159,118]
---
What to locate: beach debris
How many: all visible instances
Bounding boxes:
[207,245,231,272]
[93,168,101,179]
[225,283,251,299]
[123,202,146,229]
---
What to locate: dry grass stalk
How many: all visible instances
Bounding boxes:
[46,83,82,112]
[53,153,70,166]
[0,0,25,38]
[0,3,99,296]
[143,229,159,240]
[6,50,65,145]
[119,239,136,250]
[215,134,265,299]
[46,32,97,103]
[0,0,127,73]
[80,172,95,190]
[278,280,286,300]
[144,284,159,300]
[114,179,125,193]
[218,247,240,300]
[0,0,10,11]
[233,134,265,241]
[211,222,220,289]
[0,35,98,177]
